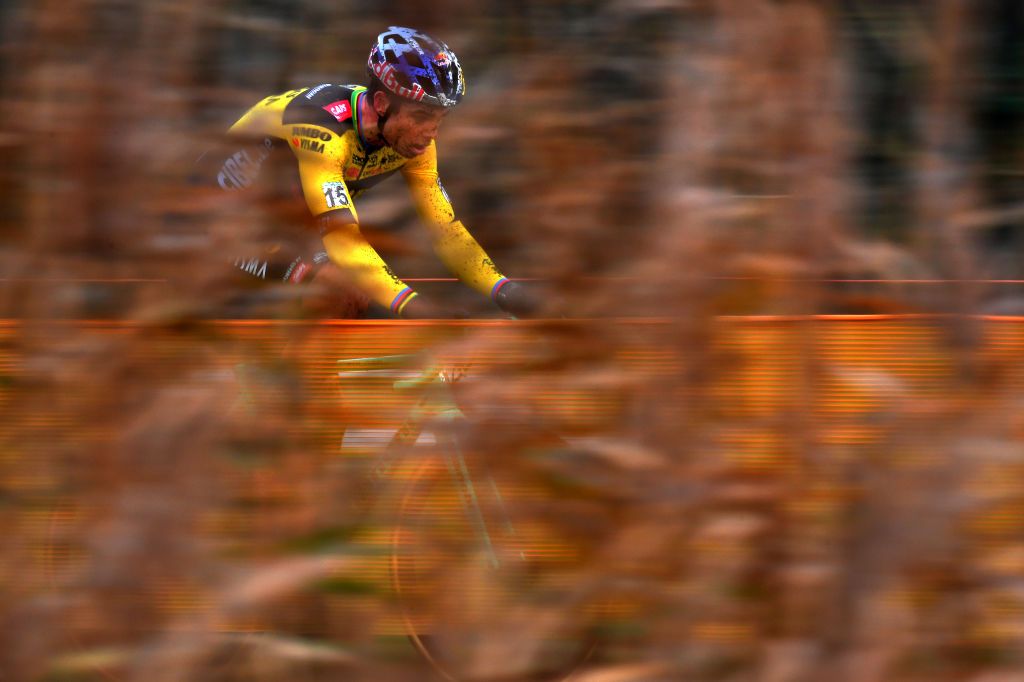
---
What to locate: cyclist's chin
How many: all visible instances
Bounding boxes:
[400,142,429,158]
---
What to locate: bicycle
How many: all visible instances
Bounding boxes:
[337,353,600,681]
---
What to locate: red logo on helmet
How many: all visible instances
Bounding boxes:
[435,52,449,66]
[371,61,426,102]
[323,100,352,122]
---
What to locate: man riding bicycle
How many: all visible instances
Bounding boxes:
[201,26,534,319]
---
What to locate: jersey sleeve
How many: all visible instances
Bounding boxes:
[227,88,308,136]
[401,142,507,299]
[319,219,418,315]
[400,141,456,224]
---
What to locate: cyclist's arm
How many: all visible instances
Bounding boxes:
[319,216,418,315]
[298,133,419,316]
[401,143,511,303]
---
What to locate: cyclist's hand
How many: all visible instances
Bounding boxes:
[399,294,468,319]
[494,280,543,319]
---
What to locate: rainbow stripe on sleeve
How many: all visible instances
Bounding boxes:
[390,287,418,315]
[490,277,510,301]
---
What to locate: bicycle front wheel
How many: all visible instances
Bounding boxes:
[391,452,598,681]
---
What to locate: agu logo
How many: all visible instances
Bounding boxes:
[437,178,451,205]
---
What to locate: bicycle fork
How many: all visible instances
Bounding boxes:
[408,386,524,571]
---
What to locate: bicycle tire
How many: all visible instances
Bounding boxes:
[390,451,598,682]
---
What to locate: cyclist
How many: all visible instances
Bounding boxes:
[200,26,534,318]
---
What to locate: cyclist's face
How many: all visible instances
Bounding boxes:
[384,102,449,158]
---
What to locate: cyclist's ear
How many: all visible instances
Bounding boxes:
[372,90,394,118]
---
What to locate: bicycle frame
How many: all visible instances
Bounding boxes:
[337,354,519,569]
[339,354,597,682]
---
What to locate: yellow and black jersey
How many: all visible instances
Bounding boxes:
[226,84,453,224]
[206,82,507,313]
[208,83,506,314]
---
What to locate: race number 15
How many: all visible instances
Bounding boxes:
[322,182,350,209]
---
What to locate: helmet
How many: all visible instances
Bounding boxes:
[367,26,466,108]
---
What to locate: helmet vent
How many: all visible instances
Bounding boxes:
[405,52,424,70]
[416,74,437,95]
[434,68,451,92]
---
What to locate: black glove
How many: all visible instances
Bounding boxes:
[493,280,541,319]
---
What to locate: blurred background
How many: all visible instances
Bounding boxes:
[1,0,1023,680]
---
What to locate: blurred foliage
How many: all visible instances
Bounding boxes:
[2,0,1024,681]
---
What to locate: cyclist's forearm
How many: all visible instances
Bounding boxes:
[428,220,507,299]
[321,224,418,315]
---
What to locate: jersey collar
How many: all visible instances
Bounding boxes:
[352,89,382,152]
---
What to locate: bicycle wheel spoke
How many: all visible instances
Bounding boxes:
[392,453,598,681]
